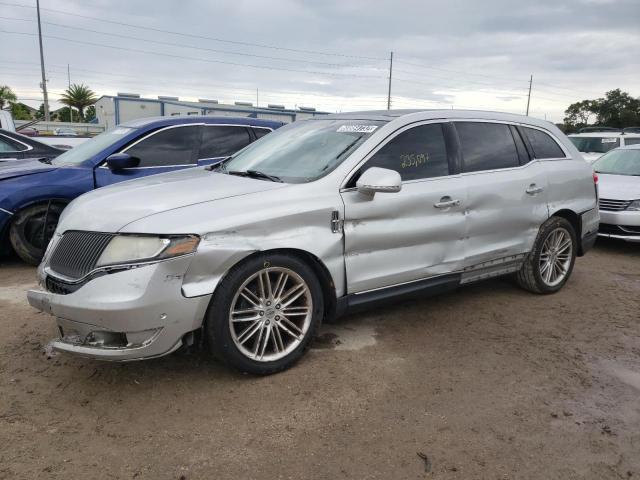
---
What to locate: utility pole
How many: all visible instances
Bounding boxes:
[67,64,72,122]
[526,74,533,116]
[387,51,393,110]
[256,88,259,108]
[36,0,50,121]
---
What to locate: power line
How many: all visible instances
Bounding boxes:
[0,1,387,61]
[0,16,386,71]
[0,29,388,80]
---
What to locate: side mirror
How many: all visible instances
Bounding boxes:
[106,153,139,171]
[356,167,402,195]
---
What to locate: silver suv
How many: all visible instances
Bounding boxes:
[28,110,599,374]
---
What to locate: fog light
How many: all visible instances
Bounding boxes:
[85,331,128,348]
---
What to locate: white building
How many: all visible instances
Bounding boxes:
[95,93,327,130]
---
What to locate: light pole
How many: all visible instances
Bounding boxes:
[36,0,50,122]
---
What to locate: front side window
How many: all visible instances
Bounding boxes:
[221,119,386,183]
[53,127,135,166]
[125,126,200,167]
[362,123,449,181]
[523,127,565,159]
[569,136,620,154]
[624,137,640,146]
[457,122,519,172]
[253,128,271,139]
[593,149,640,176]
[0,136,24,152]
[200,126,251,159]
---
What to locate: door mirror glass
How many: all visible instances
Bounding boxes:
[106,153,140,170]
[356,167,402,195]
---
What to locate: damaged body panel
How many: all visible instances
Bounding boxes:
[27,110,598,369]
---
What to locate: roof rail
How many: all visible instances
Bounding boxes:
[577,126,621,133]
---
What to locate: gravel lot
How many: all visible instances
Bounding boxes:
[1,239,639,480]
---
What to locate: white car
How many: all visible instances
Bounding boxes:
[569,130,640,163]
[593,144,640,242]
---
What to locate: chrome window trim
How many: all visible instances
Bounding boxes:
[0,207,14,215]
[0,132,33,153]
[340,118,449,191]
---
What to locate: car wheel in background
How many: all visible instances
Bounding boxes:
[9,203,63,265]
[206,253,323,375]
[516,216,577,294]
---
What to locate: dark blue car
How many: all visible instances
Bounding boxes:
[0,116,283,264]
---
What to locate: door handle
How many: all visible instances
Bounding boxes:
[434,197,461,209]
[526,184,544,195]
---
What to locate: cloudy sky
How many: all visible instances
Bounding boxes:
[1,0,638,122]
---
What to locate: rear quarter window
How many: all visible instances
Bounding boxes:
[522,127,565,159]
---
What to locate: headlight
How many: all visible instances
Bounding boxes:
[627,200,640,211]
[96,235,199,268]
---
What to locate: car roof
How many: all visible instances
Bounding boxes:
[321,109,559,129]
[120,115,284,129]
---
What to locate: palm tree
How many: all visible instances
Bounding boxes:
[59,83,97,121]
[0,85,17,110]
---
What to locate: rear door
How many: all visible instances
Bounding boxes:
[198,125,253,167]
[341,122,467,293]
[456,121,549,269]
[95,124,201,187]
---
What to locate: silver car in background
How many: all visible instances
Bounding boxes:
[593,144,640,242]
[27,110,599,374]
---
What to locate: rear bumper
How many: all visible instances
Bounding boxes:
[27,256,212,361]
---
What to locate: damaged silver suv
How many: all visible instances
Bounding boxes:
[28,110,599,374]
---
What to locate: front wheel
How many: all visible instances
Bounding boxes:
[206,254,323,375]
[516,217,577,294]
[9,203,63,265]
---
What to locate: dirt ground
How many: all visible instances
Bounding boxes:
[0,239,639,480]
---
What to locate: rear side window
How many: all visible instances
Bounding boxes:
[253,128,271,139]
[125,126,200,167]
[0,135,25,152]
[522,127,565,159]
[456,122,519,172]
[624,137,640,146]
[200,126,251,159]
[364,123,449,181]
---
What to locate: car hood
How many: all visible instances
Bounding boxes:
[581,152,603,163]
[598,173,640,200]
[57,167,287,233]
[0,158,56,180]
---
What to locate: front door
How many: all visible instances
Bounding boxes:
[94,124,201,187]
[341,122,467,293]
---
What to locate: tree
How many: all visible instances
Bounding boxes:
[84,105,96,122]
[34,103,45,120]
[0,85,17,110]
[563,89,640,131]
[59,83,97,121]
[563,100,596,130]
[11,103,33,120]
[52,107,72,122]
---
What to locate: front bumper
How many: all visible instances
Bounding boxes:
[27,256,212,361]
[598,210,640,243]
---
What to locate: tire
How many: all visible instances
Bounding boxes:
[9,203,63,265]
[206,253,324,375]
[516,216,577,294]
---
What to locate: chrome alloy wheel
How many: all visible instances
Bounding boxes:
[229,267,313,362]
[539,227,573,287]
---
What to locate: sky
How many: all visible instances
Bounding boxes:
[1,0,639,122]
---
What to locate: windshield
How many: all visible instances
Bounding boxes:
[221,119,386,183]
[52,127,135,166]
[569,136,620,154]
[593,149,640,176]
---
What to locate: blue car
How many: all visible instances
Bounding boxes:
[0,116,283,264]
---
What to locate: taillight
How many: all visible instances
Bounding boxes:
[593,172,598,184]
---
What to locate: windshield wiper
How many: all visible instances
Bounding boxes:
[37,157,52,164]
[227,169,283,183]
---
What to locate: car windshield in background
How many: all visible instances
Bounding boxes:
[569,136,619,154]
[221,119,387,183]
[52,127,135,166]
[593,149,640,176]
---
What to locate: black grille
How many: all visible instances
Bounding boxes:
[599,198,632,211]
[48,231,114,279]
[600,223,640,236]
[45,276,82,295]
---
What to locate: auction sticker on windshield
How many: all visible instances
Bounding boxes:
[337,125,379,133]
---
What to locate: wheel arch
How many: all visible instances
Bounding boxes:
[549,208,585,256]
[215,247,339,322]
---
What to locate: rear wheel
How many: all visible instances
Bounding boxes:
[9,203,63,265]
[206,253,323,375]
[516,216,577,294]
